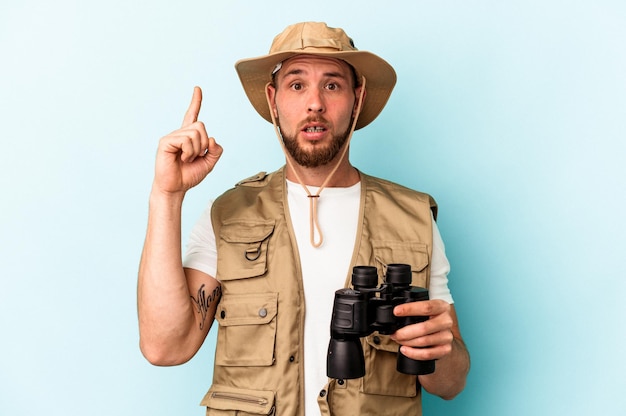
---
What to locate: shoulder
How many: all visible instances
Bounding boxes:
[360,171,438,219]
[361,171,434,202]
[213,168,283,208]
[235,171,270,187]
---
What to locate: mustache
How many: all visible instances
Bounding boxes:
[298,116,331,129]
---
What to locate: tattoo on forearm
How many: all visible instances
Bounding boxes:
[190,284,222,330]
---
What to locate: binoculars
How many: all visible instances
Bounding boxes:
[326,263,435,379]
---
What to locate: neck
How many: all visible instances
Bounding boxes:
[285,156,360,187]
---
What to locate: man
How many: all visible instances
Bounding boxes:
[138,22,469,415]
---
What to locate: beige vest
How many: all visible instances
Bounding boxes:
[201,167,436,416]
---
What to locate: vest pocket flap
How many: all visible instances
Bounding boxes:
[220,220,275,244]
[200,384,275,415]
[372,240,429,272]
[365,333,400,353]
[410,251,429,273]
[372,240,430,289]
[215,293,277,366]
[217,220,275,281]
[216,293,278,326]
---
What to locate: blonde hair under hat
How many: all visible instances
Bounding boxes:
[235,21,397,130]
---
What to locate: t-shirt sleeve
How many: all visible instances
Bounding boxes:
[182,200,218,278]
[429,214,454,304]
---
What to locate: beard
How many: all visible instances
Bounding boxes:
[280,119,351,168]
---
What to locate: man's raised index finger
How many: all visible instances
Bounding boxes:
[182,86,202,127]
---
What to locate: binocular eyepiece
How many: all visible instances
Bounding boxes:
[326,263,435,379]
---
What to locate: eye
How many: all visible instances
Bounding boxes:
[290,82,303,91]
[326,83,338,91]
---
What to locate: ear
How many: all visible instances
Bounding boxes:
[266,83,279,119]
[353,85,367,118]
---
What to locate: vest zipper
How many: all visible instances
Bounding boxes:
[210,391,270,407]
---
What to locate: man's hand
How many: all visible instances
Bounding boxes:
[390,299,455,361]
[153,86,223,196]
[392,300,470,399]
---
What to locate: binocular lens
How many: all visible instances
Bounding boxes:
[385,263,412,285]
[351,266,378,289]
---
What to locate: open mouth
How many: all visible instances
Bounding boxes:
[304,126,326,133]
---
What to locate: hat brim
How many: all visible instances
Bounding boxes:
[235,50,396,130]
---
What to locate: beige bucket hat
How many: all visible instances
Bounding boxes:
[235,21,397,130]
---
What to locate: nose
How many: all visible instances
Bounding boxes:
[307,88,325,114]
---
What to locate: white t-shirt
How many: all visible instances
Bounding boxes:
[184,179,453,414]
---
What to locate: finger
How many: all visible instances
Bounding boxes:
[203,136,224,161]
[396,326,454,348]
[400,343,452,361]
[179,135,200,163]
[394,299,447,317]
[178,123,211,161]
[392,313,453,343]
[198,129,212,157]
[188,124,205,161]
[196,137,224,175]
[161,131,203,163]
[182,86,203,127]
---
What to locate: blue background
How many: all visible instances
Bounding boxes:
[1,1,624,415]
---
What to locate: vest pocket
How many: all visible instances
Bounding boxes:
[215,292,278,366]
[217,220,275,280]
[201,384,276,415]
[360,334,417,397]
[372,240,430,288]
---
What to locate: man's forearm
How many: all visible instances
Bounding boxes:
[137,191,197,364]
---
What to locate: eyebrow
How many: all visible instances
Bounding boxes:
[281,68,348,80]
